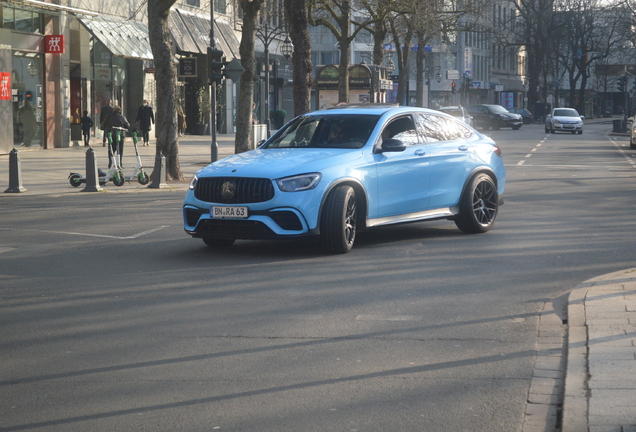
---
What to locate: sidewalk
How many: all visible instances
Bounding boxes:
[0,134,237,195]
[563,268,636,432]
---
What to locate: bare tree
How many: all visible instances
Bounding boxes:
[285,0,314,116]
[235,0,266,154]
[147,0,184,181]
[309,0,374,103]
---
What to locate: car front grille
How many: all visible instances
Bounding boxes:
[194,177,275,204]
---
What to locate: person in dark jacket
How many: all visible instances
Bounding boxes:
[101,106,130,168]
[80,110,93,147]
[135,100,155,146]
[99,99,114,147]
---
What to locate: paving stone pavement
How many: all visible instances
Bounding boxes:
[563,268,636,432]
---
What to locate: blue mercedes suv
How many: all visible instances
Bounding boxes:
[183,105,506,253]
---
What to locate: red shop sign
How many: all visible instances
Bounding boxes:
[0,73,10,101]
[45,35,65,53]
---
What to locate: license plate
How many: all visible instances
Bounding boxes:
[211,206,248,219]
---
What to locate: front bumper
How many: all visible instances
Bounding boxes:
[552,122,583,131]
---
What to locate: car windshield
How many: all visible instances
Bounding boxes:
[264,114,380,149]
[554,109,579,117]
[487,105,509,114]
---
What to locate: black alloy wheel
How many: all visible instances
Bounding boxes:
[320,185,357,254]
[455,174,499,234]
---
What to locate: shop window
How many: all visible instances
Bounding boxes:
[3,6,14,29]
[214,0,227,14]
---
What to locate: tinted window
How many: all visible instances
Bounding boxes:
[380,116,419,147]
[265,114,380,149]
[416,114,472,142]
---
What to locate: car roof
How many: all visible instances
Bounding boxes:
[310,105,440,116]
[439,106,462,110]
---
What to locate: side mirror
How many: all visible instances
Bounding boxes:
[628,117,633,123]
[580,115,585,120]
[379,138,407,153]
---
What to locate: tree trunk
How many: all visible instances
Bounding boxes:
[285,0,313,116]
[235,0,264,154]
[147,0,183,181]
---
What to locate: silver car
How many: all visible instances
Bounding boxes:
[545,108,584,134]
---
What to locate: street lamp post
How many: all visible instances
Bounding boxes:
[256,23,287,138]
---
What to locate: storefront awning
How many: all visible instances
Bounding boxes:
[169,9,240,60]
[78,15,153,60]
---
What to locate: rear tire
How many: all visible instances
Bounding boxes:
[320,185,357,254]
[203,238,235,247]
[455,174,499,234]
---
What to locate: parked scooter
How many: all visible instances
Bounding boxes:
[69,129,125,187]
[124,130,150,185]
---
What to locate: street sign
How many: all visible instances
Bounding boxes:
[446,70,460,80]
[224,58,245,82]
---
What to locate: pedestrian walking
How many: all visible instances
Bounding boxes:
[135,100,155,146]
[80,110,93,147]
[177,105,187,136]
[99,99,114,147]
[18,100,37,147]
[101,106,130,168]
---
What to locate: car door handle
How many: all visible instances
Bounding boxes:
[414,149,426,156]
[458,145,468,151]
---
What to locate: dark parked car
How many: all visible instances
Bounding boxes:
[467,104,523,130]
[507,107,534,124]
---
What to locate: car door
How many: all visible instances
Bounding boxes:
[373,115,431,218]
[415,113,474,209]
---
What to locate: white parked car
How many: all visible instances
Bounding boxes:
[438,106,473,127]
[545,108,584,134]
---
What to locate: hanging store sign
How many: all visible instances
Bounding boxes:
[0,72,10,100]
[178,57,197,77]
[45,35,65,53]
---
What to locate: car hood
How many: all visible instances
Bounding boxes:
[497,112,521,120]
[196,148,363,178]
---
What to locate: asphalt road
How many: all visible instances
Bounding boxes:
[1,122,635,431]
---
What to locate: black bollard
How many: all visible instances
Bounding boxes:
[81,147,102,192]
[4,148,27,193]
[148,152,167,189]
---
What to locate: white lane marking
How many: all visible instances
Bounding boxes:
[0,225,170,239]
[516,160,525,166]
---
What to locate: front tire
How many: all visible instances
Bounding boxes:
[138,172,150,185]
[512,125,521,130]
[320,185,357,254]
[69,173,82,187]
[113,171,125,187]
[631,136,636,149]
[455,174,499,234]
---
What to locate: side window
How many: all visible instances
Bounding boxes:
[415,114,446,142]
[416,114,473,142]
[381,116,419,146]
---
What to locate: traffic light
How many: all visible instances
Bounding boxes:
[617,76,626,92]
[451,82,456,92]
[208,47,225,82]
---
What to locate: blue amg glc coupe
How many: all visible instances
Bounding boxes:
[183,105,506,253]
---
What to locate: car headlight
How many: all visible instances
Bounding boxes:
[553,119,562,124]
[189,174,198,190]
[276,173,322,192]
